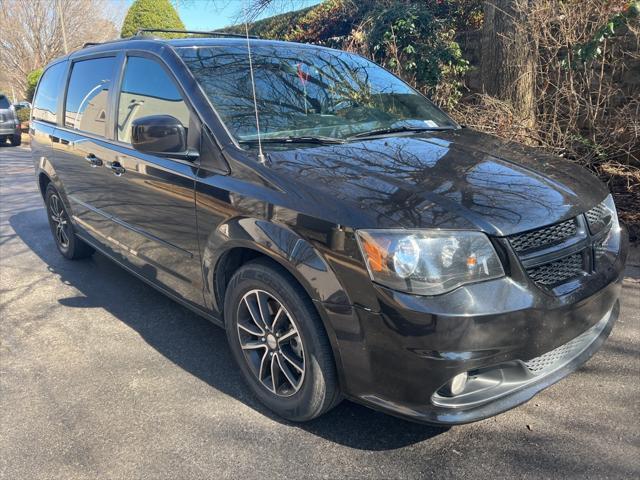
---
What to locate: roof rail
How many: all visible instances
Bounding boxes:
[134,28,260,39]
[82,42,101,48]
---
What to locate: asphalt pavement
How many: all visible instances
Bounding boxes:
[1,143,639,479]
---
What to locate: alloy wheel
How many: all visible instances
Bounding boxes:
[49,194,70,249]
[236,289,306,397]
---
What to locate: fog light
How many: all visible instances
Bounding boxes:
[449,372,468,396]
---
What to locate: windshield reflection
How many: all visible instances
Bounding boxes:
[178,44,455,142]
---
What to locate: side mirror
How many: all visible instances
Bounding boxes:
[131,115,196,160]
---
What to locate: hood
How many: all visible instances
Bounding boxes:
[268,128,609,236]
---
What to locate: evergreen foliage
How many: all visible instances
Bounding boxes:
[121,0,185,38]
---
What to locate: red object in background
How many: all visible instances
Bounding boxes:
[297,63,310,85]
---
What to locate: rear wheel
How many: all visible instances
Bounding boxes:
[224,259,341,422]
[45,184,94,259]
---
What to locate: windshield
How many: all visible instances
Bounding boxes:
[178,44,456,143]
[0,95,10,109]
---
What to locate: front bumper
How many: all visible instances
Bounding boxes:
[359,300,619,425]
[320,227,628,425]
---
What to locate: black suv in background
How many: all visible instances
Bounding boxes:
[30,32,628,425]
[0,94,21,146]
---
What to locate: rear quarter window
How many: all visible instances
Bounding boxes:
[0,95,10,109]
[32,62,67,123]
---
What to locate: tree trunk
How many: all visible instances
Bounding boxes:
[480,0,536,130]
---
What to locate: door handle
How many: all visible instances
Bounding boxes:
[108,161,126,176]
[85,154,103,167]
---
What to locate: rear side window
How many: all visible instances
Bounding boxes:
[64,57,117,136]
[116,56,190,144]
[0,95,10,109]
[32,62,66,123]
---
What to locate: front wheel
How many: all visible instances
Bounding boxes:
[45,184,94,260]
[224,259,341,422]
[10,134,21,146]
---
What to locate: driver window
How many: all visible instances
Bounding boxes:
[117,56,190,144]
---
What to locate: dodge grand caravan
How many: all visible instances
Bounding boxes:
[30,32,628,425]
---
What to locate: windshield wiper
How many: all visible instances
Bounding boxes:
[349,125,454,139]
[239,135,346,145]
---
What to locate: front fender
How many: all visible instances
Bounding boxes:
[201,217,352,314]
[201,217,353,390]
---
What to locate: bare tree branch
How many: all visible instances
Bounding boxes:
[0,0,119,98]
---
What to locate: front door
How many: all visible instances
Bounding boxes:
[98,55,204,308]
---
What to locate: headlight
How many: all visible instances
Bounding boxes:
[356,229,505,295]
[599,194,621,254]
[602,194,620,230]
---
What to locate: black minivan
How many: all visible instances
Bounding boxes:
[30,32,628,425]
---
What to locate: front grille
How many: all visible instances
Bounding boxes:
[526,253,583,287]
[525,334,586,374]
[585,203,611,234]
[507,199,618,292]
[524,311,609,375]
[509,219,577,254]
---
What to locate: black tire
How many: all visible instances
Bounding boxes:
[10,134,21,146]
[45,184,94,260]
[224,258,341,422]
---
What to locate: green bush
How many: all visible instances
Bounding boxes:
[367,4,471,108]
[25,68,43,103]
[222,6,316,38]
[16,107,30,123]
[121,0,185,38]
[285,0,360,45]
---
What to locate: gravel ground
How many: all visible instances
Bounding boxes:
[1,144,639,479]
